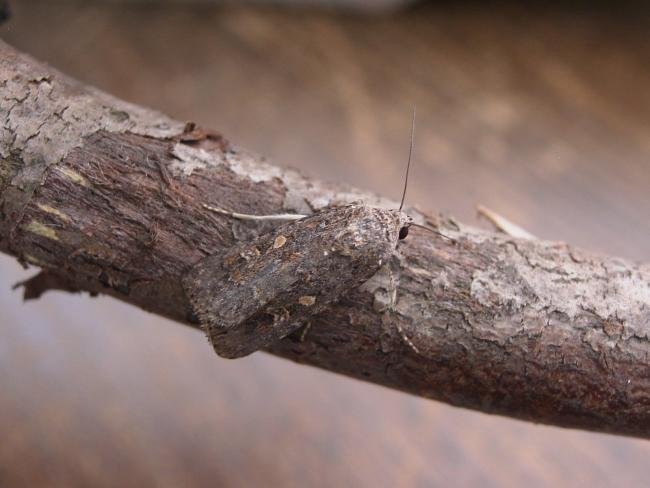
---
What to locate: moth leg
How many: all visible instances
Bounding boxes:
[298,321,312,342]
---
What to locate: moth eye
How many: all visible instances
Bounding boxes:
[398,226,409,240]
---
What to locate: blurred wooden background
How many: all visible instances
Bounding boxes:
[1,0,650,486]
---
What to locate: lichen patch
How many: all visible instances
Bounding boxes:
[56,166,88,187]
[170,143,223,176]
[37,203,71,223]
[23,220,58,241]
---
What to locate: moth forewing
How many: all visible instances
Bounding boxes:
[183,203,409,358]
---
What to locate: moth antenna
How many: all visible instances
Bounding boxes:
[399,105,416,212]
[410,222,455,242]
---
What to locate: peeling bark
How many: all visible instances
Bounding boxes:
[2,39,650,438]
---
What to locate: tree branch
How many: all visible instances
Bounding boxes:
[2,39,650,438]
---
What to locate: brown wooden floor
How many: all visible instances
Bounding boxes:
[2,1,650,486]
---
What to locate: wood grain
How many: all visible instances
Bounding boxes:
[1,0,650,486]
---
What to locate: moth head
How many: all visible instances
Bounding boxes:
[398,212,414,240]
[387,208,413,242]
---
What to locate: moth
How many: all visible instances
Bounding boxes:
[184,204,411,358]
[183,108,434,358]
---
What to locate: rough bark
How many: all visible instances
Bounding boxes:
[2,39,650,438]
